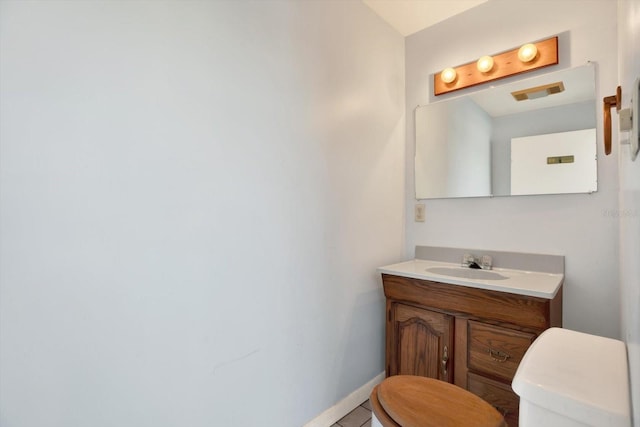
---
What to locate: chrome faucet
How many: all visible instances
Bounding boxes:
[480,255,493,270]
[462,253,493,270]
[462,253,476,268]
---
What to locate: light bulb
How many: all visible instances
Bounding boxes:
[518,43,538,63]
[476,56,494,73]
[440,68,457,84]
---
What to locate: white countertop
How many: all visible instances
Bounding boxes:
[378,259,563,299]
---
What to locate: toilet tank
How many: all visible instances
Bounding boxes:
[512,328,631,427]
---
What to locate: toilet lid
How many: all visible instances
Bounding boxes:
[377,376,505,427]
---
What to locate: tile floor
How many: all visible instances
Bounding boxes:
[331,399,372,427]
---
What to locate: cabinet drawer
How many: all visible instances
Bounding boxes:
[468,372,519,427]
[468,321,535,381]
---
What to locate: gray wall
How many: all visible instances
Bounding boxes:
[446,98,492,197]
[0,2,405,426]
[405,0,621,338]
[415,97,491,198]
[617,0,640,421]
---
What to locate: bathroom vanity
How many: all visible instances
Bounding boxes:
[379,247,563,427]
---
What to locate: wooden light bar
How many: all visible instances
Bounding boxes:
[434,36,559,96]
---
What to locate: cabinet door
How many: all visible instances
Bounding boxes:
[388,303,454,381]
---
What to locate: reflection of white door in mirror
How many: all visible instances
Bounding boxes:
[510,129,597,196]
[414,63,597,199]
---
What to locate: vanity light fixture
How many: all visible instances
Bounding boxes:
[440,67,457,84]
[518,43,538,63]
[476,56,494,73]
[434,36,559,96]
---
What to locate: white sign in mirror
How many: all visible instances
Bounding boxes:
[415,63,597,199]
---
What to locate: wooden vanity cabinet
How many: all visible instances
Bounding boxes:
[383,274,562,427]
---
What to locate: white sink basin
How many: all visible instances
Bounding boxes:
[426,266,508,280]
[378,259,564,299]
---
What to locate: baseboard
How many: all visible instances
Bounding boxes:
[303,371,385,427]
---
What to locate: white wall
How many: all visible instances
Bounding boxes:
[0,2,405,426]
[617,0,640,422]
[405,0,621,338]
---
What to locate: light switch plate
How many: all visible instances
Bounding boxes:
[620,108,632,132]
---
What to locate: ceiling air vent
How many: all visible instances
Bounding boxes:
[511,81,565,101]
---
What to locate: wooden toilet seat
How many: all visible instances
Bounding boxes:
[370,376,507,427]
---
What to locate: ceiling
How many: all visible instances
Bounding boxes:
[362,0,489,37]
[469,64,596,118]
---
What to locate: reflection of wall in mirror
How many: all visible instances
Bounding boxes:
[415,98,491,199]
[510,128,597,196]
[491,100,596,196]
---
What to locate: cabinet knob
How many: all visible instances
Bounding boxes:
[442,345,449,377]
[494,405,510,417]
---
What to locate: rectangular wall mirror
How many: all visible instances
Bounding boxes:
[415,63,597,199]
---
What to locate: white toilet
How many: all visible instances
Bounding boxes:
[513,327,631,427]
[371,327,631,427]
